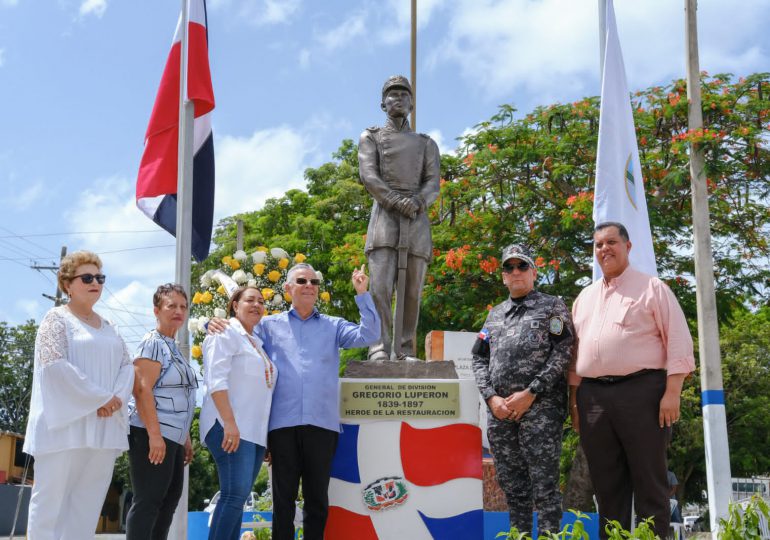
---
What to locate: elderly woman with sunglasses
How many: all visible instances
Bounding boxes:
[23,250,134,540]
[125,283,198,540]
[200,285,277,540]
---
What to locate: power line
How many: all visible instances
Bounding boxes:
[0,230,166,239]
[0,226,58,258]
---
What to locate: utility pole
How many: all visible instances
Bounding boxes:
[32,246,67,306]
[685,0,732,531]
[410,0,417,130]
[236,219,244,252]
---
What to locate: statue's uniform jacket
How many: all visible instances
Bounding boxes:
[358,117,441,260]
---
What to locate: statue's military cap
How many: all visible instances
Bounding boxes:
[381,75,413,100]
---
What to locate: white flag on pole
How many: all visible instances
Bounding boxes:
[593,0,657,280]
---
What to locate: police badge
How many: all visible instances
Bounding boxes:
[548,316,564,336]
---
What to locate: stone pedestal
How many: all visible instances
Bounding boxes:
[326,355,483,540]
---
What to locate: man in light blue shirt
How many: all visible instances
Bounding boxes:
[259,263,379,540]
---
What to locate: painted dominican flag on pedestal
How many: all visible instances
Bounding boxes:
[326,422,483,540]
[136,0,215,262]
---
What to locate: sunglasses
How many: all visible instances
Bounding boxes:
[294,277,321,286]
[72,273,107,285]
[502,261,531,273]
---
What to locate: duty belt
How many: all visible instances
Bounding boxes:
[582,368,664,384]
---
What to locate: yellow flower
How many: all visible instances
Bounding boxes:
[192,292,203,304]
[253,263,266,275]
[222,255,233,265]
[256,246,268,252]
[191,345,202,359]
[294,253,307,263]
[320,291,331,303]
[272,310,282,315]
[283,292,292,303]
[228,259,241,270]
[268,270,281,283]
[217,285,226,296]
[201,291,213,304]
[278,257,290,269]
[262,288,275,301]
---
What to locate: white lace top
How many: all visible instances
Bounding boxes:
[23,306,135,457]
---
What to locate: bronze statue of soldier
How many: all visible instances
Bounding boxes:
[358,75,441,361]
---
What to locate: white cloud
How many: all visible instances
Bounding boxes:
[64,176,176,284]
[298,48,310,69]
[9,180,45,211]
[317,12,366,51]
[15,298,43,322]
[378,0,445,44]
[214,126,312,219]
[431,0,770,105]
[0,0,19,7]
[79,0,107,19]
[210,0,301,26]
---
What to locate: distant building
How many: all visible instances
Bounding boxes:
[732,476,770,502]
[0,431,30,484]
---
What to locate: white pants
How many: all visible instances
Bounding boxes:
[27,448,117,540]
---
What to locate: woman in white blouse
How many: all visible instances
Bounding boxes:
[201,285,277,540]
[23,250,134,540]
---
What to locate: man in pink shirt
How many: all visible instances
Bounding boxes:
[569,222,695,539]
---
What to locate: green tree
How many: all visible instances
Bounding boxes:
[0,320,37,433]
[671,307,770,503]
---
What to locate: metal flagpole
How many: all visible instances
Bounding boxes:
[410,0,416,130]
[598,0,607,82]
[170,0,194,538]
[684,0,732,531]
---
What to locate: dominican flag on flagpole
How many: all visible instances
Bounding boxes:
[593,0,657,280]
[136,0,215,262]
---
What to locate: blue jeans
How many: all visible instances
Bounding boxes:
[205,421,265,540]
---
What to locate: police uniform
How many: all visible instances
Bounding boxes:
[358,76,440,359]
[472,269,574,535]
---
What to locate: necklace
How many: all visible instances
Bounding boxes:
[66,305,99,326]
[245,334,276,389]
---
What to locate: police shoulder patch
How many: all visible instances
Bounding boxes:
[548,316,564,335]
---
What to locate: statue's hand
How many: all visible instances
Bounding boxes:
[395,196,419,219]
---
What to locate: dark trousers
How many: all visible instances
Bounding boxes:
[126,426,185,540]
[577,371,671,539]
[268,425,339,540]
[487,406,564,536]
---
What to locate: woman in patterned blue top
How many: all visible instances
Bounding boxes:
[125,284,198,540]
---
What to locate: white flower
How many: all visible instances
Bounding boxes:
[270,247,289,259]
[233,250,248,261]
[252,251,267,264]
[271,295,284,307]
[188,317,199,333]
[200,270,215,288]
[247,279,257,287]
[214,308,227,319]
[197,316,209,332]
[232,269,248,284]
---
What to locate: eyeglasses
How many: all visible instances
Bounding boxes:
[72,273,107,284]
[294,278,321,286]
[502,262,531,273]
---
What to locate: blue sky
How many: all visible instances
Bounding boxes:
[1,0,768,348]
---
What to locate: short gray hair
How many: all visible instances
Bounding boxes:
[286,263,317,283]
